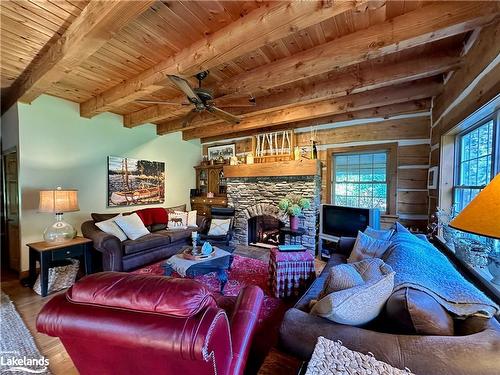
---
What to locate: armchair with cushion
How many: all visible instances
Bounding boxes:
[198,207,235,250]
[37,272,264,375]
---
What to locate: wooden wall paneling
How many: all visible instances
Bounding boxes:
[430,147,440,167]
[398,191,429,214]
[398,144,430,165]
[432,22,500,125]
[439,64,500,136]
[199,100,431,143]
[398,168,428,190]
[295,116,430,146]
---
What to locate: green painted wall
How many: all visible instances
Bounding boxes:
[17,95,201,271]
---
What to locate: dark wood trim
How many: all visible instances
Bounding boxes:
[325,143,398,215]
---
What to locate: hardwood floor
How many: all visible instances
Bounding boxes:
[1,246,324,375]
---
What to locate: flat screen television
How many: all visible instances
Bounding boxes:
[320,204,380,240]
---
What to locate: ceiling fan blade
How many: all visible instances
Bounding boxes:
[168,75,202,104]
[206,106,241,124]
[182,109,199,128]
[135,100,190,106]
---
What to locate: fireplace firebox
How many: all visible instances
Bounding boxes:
[248,215,284,248]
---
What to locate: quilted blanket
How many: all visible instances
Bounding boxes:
[382,232,498,318]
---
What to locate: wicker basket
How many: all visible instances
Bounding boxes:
[33,258,79,295]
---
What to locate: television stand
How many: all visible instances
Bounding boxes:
[318,234,339,261]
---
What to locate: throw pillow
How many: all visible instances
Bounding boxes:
[364,226,394,241]
[114,213,150,240]
[319,264,365,299]
[187,210,197,227]
[385,288,454,336]
[310,260,395,325]
[91,212,119,223]
[394,221,412,235]
[168,211,188,229]
[166,204,187,213]
[306,336,415,375]
[208,218,231,236]
[95,214,128,242]
[348,231,391,263]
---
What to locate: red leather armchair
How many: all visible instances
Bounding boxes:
[37,272,264,375]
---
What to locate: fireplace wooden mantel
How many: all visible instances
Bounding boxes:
[223,159,321,178]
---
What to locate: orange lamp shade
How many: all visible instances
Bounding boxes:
[449,173,500,239]
[39,188,79,213]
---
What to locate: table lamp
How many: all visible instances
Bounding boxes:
[39,187,79,243]
[449,173,500,284]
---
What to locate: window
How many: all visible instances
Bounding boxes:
[454,118,499,213]
[333,151,388,212]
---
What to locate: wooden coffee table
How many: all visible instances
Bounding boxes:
[162,246,234,294]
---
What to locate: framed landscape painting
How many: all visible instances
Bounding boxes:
[207,144,235,161]
[107,156,165,206]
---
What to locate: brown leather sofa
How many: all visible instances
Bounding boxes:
[280,237,500,375]
[82,207,209,272]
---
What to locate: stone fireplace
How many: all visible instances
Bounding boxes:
[224,161,321,252]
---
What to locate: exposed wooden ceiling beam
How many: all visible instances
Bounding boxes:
[2,0,154,112]
[178,78,441,140]
[200,100,431,144]
[79,0,367,118]
[432,21,500,126]
[148,51,460,132]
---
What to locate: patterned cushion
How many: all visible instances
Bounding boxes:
[168,211,188,229]
[306,336,415,375]
[208,218,231,236]
[319,264,365,299]
[348,231,391,263]
[311,259,395,325]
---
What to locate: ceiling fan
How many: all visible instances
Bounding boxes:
[135,71,255,127]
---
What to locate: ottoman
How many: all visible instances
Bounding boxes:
[269,248,315,298]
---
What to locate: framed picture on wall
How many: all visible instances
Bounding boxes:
[207,144,235,161]
[428,166,438,189]
[107,156,165,206]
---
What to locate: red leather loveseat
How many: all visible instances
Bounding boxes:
[37,272,264,375]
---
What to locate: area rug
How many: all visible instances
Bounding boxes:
[0,291,51,374]
[133,254,292,373]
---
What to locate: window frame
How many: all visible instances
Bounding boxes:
[453,112,500,213]
[326,143,398,215]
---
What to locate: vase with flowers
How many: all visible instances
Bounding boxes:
[278,195,311,231]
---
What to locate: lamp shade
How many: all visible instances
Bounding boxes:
[39,188,79,213]
[449,173,500,239]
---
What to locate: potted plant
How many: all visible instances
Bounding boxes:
[278,195,311,231]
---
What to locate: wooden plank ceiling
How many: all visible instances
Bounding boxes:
[1,1,499,141]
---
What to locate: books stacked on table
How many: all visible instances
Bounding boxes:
[278,244,306,252]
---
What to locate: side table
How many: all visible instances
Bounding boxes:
[279,227,306,245]
[269,247,315,298]
[27,236,93,297]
